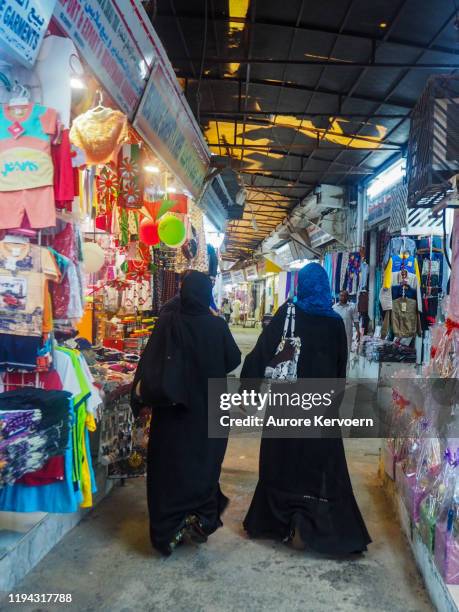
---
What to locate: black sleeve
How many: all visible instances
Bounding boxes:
[222,323,242,373]
[130,332,155,417]
[336,318,348,379]
[240,302,289,379]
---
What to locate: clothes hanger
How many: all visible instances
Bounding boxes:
[9,82,30,106]
[92,90,106,112]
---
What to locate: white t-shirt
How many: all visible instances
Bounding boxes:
[34,36,83,128]
[333,302,359,352]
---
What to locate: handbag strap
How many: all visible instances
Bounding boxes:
[290,304,296,337]
[283,303,296,338]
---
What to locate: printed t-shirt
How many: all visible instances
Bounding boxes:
[0,104,57,229]
[0,242,59,337]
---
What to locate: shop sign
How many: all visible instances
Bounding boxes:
[230,269,245,284]
[0,0,56,67]
[245,264,258,281]
[53,0,157,118]
[367,182,403,227]
[134,62,210,200]
[306,225,334,248]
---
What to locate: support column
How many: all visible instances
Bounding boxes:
[368,230,377,327]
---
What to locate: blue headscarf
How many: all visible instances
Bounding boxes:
[294,262,340,318]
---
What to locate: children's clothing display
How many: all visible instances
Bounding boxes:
[0,104,57,229]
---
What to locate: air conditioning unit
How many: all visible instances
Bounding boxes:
[407,75,459,209]
[299,185,345,220]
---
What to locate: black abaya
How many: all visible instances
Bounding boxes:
[134,272,241,552]
[241,301,371,554]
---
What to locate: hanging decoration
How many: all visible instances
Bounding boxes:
[158,214,186,247]
[97,166,119,212]
[118,145,144,210]
[139,218,160,246]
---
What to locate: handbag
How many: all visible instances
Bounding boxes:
[264,303,301,383]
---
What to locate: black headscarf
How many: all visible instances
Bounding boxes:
[179,270,212,315]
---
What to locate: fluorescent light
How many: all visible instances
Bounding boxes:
[166,186,177,193]
[367,159,405,200]
[70,77,86,89]
[144,165,160,173]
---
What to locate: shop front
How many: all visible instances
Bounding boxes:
[0,0,219,591]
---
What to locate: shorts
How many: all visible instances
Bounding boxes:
[0,186,56,230]
[0,334,41,371]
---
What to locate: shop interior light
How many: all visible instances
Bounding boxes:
[366,159,405,200]
[144,165,160,173]
[166,186,177,193]
[70,77,86,89]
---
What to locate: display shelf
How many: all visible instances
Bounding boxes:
[0,467,113,594]
[381,464,459,612]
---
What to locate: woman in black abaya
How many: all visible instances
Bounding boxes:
[241,263,371,554]
[133,271,241,556]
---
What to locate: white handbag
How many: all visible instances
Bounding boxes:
[264,304,302,383]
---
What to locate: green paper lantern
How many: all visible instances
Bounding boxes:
[158,214,186,247]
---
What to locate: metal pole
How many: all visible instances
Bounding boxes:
[368,230,377,328]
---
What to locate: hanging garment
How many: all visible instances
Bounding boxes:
[383,236,417,269]
[343,252,361,295]
[381,297,420,339]
[34,35,83,129]
[51,129,75,210]
[340,252,349,292]
[323,253,333,291]
[334,253,343,296]
[0,242,59,337]
[383,253,422,312]
[359,261,369,291]
[70,107,128,165]
[0,104,57,229]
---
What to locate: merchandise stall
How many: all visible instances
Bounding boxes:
[378,75,459,611]
[221,258,283,326]
[0,0,215,591]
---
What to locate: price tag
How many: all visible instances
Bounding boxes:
[401,301,407,313]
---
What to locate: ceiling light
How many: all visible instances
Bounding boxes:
[70,77,86,89]
[144,165,160,173]
[166,186,177,193]
[379,21,388,29]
